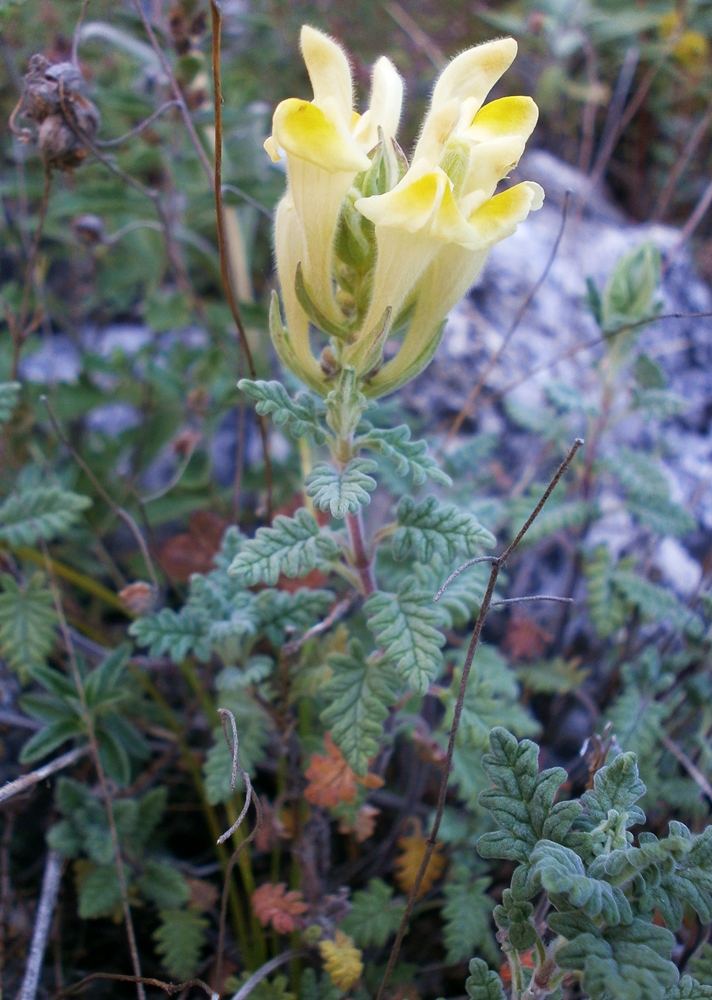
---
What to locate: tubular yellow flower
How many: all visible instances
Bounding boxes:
[264,28,543,404]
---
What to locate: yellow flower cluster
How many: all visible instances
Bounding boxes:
[265,26,543,400]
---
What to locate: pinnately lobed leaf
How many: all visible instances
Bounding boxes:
[305,458,377,518]
[320,640,400,776]
[355,422,452,485]
[228,508,340,587]
[0,572,57,676]
[364,579,446,694]
[393,495,495,563]
[0,382,21,425]
[238,378,326,442]
[0,485,92,546]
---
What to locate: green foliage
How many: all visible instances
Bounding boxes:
[153,908,209,981]
[320,640,400,775]
[129,605,213,663]
[0,485,92,546]
[228,508,340,587]
[305,459,377,518]
[0,381,20,424]
[21,645,148,785]
[364,580,446,694]
[238,379,327,443]
[601,242,661,331]
[355,422,451,485]
[464,959,506,1000]
[442,870,497,966]
[612,450,695,537]
[393,496,495,563]
[341,878,405,948]
[0,571,57,677]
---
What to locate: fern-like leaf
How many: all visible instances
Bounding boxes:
[340,878,405,948]
[0,382,21,425]
[229,509,340,587]
[364,580,446,694]
[442,873,497,965]
[356,422,451,485]
[238,379,326,442]
[393,496,494,563]
[465,958,507,1000]
[129,606,212,663]
[305,459,377,519]
[0,486,92,546]
[0,572,57,676]
[154,907,209,981]
[320,640,400,776]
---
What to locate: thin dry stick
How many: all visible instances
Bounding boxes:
[209,2,272,518]
[383,1,446,69]
[491,309,712,403]
[41,396,160,591]
[95,100,181,146]
[17,850,63,1000]
[70,0,90,66]
[131,1,213,186]
[228,951,301,1000]
[665,177,712,271]
[214,709,263,992]
[40,542,146,1000]
[662,734,712,803]
[55,972,218,999]
[13,169,52,377]
[578,35,601,176]
[283,595,356,657]
[652,98,712,222]
[0,747,89,806]
[377,439,584,1000]
[444,192,570,444]
[490,595,575,608]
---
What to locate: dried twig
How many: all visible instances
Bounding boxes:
[215,709,263,991]
[55,972,218,999]
[17,850,63,1000]
[652,98,712,222]
[14,169,51,378]
[665,178,712,271]
[227,951,301,1000]
[662,734,712,803]
[490,595,575,608]
[283,596,356,657]
[95,100,181,146]
[208,0,272,517]
[444,193,570,443]
[383,1,446,69]
[0,747,89,806]
[377,439,584,1000]
[41,396,160,591]
[40,542,146,1000]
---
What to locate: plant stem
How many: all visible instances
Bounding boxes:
[345,508,376,596]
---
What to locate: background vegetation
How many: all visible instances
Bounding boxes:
[1,2,712,1000]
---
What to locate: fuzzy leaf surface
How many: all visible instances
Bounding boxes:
[320,640,400,776]
[238,379,326,442]
[153,907,209,981]
[305,459,377,519]
[228,508,340,587]
[0,572,57,676]
[0,382,21,425]
[364,580,446,694]
[356,422,451,485]
[465,958,507,1000]
[393,496,495,563]
[340,878,406,948]
[0,486,91,546]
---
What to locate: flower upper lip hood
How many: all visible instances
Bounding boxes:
[263,28,544,401]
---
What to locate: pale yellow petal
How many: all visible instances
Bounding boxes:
[355,164,448,233]
[465,95,539,143]
[461,135,526,200]
[353,56,404,150]
[430,38,518,110]
[300,25,353,122]
[466,180,544,246]
[272,98,370,173]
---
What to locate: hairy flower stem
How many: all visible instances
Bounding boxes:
[345,508,376,596]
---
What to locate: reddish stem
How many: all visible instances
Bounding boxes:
[345,509,376,596]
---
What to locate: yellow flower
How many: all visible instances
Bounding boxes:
[265,25,403,389]
[265,29,543,402]
[659,11,710,70]
[319,930,363,990]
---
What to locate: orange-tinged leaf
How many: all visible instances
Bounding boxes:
[395,818,447,899]
[502,612,551,662]
[251,882,308,933]
[304,733,383,809]
[338,804,380,842]
[319,930,364,990]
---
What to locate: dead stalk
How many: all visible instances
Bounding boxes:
[17,850,63,1000]
[376,439,584,1000]
[0,746,89,806]
[40,543,146,1000]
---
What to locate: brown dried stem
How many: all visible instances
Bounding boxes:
[14,168,51,378]
[0,746,89,806]
[209,0,272,518]
[377,439,584,1000]
[40,543,146,1000]
[445,192,570,443]
[17,850,63,1000]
